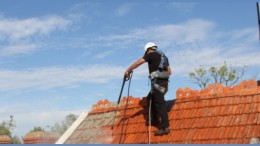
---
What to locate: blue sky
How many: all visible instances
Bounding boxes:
[0,0,260,138]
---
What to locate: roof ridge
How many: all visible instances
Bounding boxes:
[90,96,142,114]
[176,80,259,102]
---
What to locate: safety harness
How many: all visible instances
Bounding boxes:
[149,51,169,94]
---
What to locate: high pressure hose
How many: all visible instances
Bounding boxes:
[118,71,133,143]
[110,71,153,144]
[149,98,152,144]
[111,71,133,132]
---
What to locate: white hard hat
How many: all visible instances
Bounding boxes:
[144,42,157,52]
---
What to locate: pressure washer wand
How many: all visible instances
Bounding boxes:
[257,2,260,45]
[111,71,133,130]
[117,72,132,104]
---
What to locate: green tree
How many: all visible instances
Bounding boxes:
[0,116,22,144]
[0,116,15,136]
[49,114,78,135]
[11,135,22,144]
[189,62,247,89]
[188,66,210,89]
[30,126,45,132]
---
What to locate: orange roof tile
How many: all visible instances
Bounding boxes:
[63,80,260,144]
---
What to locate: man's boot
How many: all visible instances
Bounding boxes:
[154,128,170,136]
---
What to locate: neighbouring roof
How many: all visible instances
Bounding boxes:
[23,131,59,144]
[61,80,260,144]
[0,135,12,144]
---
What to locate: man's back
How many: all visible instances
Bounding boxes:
[143,51,169,74]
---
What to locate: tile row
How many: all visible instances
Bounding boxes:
[111,127,254,144]
[172,113,260,130]
[174,94,260,110]
[170,103,260,120]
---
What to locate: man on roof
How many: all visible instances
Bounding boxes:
[124,42,171,136]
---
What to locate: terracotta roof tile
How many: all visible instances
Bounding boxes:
[257,113,260,124]
[233,115,242,126]
[247,125,257,138]
[62,80,260,144]
[131,133,141,143]
[231,104,241,115]
[229,127,237,139]
[207,116,216,127]
[254,125,260,137]
[220,115,232,127]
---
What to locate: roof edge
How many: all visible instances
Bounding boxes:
[55,111,89,144]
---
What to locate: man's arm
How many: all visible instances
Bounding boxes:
[167,66,172,76]
[125,58,146,77]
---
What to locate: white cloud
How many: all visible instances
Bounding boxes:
[167,2,196,13]
[115,3,134,16]
[94,50,113,59]
[0,63,149,92]
[0,65,126,91]
[0,15,71,41]
[96,19,260,77]
[0,43,40,56]
[99,19,215,48]
[0,15,71,56]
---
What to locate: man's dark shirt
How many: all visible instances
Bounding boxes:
[143,51,169,74]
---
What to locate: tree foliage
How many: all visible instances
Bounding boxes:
[49,114,78,135]
[30,126,45,132]
[0,116,22,144]
[189,62,247,89]
[11,135,22,144]
[0,116,15,136]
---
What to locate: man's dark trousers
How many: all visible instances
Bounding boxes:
[147,79,169,129]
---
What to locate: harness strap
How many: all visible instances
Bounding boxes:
[154,83,167,94]
[150,71,169,80]
[158,51,166,70]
